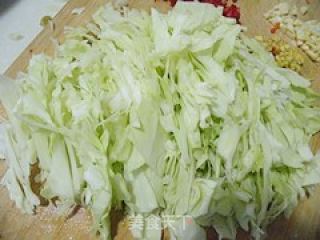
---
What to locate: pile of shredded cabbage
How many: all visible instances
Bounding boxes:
[1,2,320,240]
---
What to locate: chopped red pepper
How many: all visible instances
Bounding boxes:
[271,46,281,56]
[270,22,281,34]
[223,4,241,23]
[169,0,178,7]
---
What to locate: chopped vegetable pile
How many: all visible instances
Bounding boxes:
[256,36,305,73]
[1,2,320,240]
[265,2,320,62]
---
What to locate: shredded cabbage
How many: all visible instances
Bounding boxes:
[1,2,320,240]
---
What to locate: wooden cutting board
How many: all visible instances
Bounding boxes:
[1,0,320,239]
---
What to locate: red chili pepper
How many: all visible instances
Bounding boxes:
[169,0,178,7]
[270,22,281,34]
[223,4,241,23]
[271,46,278,56]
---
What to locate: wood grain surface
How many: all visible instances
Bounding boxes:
[0,0,320,239]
